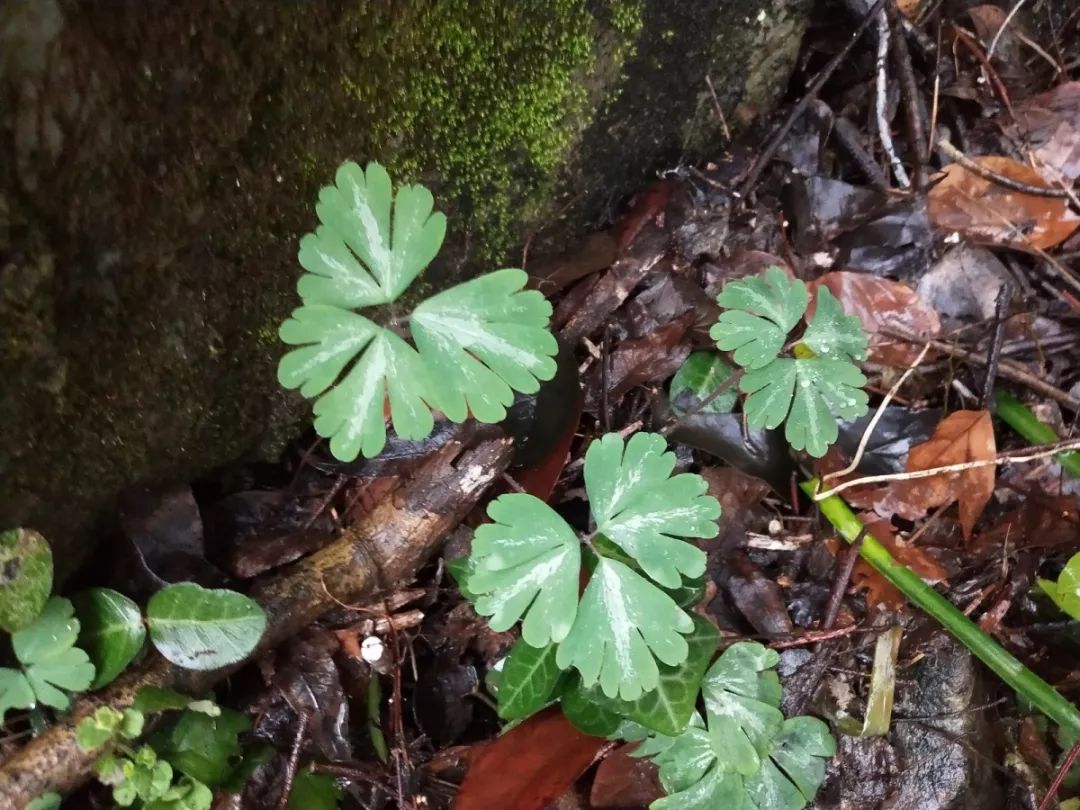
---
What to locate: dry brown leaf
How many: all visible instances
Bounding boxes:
[928,156,1080,250]
[590,744,664,808]
[896,410,996,542]
[454,707,606,810]
[812,272,941,365]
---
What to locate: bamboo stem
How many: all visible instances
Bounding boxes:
[994,391,1080,478]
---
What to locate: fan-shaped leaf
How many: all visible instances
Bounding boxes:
[146,583,266,671]
[0,528,52,634]
[10,597,95,711]
[556,558,694,701]
[711,268,808,369]
[585,432,718,588]
[802,287,868,362]
[412,269,557,423]
[469,494,581,647]
[0,668,35,723]
[73,588,147,689]
[302,161,446,304]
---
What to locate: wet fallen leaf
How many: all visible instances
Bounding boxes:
[812,272,941,365]
[896,410,996,542]
[975,492,1079,551]
[917,244,1012,321]
[590,744,663,808]
[585,316,692,411]
[617,179,673,253]
[528,232,618,296]
[928,156,1080,250]
[453,706,606,810]
[968,5,1032,96]
[1014,82,1080,183]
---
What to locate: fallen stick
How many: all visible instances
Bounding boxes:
[0,438,512,809]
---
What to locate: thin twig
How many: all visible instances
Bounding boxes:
[876,10,911,188]
[834,116,892,190]
[986,0,1027,60]
[889,3,929,189]
[936,138,1074,198]
[1039,739,1080,810]
[981,283,1012,409]
[952,25,1014,112]
[738,0,888,195]
[813,437,1080,500]
[704,74,732,141]
[659,368,745,437]
[824,342,931,483]
[278,711,311,810]
[822,528,869,630]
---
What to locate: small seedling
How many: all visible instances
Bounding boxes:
[278,161,559,461]
[709,266,869,457]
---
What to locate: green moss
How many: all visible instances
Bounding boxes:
[340,1,610,265]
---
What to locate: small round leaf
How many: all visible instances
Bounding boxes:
[73,588,147,689]
[0,528,53,633]
[146,583,266,670]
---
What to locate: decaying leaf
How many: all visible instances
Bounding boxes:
[1014,82,1080,184]
[928,156,1080,250]
[453,706,606,810]
[837,517,948,610]
[812,273,940,365]
[896,410,996,542]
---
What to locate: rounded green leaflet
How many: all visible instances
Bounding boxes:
[0,528,53,633]
[669,351,737,415]
[712,267,809,371]
[469,493,581,647]
[73,588,148,689]
[11,597,96,710]
[585,432,718,588]
[0,668,35,723]
[146,583,266,671]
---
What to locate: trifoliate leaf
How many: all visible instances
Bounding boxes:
[711,268,808,369]
[146,583,266,671]
[412,268,558,423]
[0,668,35,723]
[745,717,835,807]
[586,432,718,588]
[278,307,436,461]
[556,558,694,701]
[669,351,738,415]
[700,642,784,774]
[802,287,868,362]
[298,161,446,306]
[497,639,563,721]
[287,769,343,810]
[651,719,750,810]
[469,494,581,647]
[11,597,95,711]
[73,587,147,689]
[280,163,558,462]
[0,528,52,633]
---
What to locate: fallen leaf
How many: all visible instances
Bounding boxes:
[968,5,1032,96]
[584,315,692,411]
[1014,82,1080,183]
[590,744,664,808]
[454,706,606,810]
[928,156,1080,249]
[616,179,673,253]
[812,272,941,365]
[528,232,618,296]
[896,410,996,542]
[916,245,1012,321]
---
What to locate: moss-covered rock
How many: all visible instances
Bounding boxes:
[0,0,808,574]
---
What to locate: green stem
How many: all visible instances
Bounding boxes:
[994,390,1080,478]
[802,478,1080,738]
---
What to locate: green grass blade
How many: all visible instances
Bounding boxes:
[802,478,1080,739]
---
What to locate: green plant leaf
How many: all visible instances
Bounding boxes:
[700,641,784,774]
[560,676,623,737]
[26,792,61,810]
[1040,551,1080,619]
[469,493,581,647]
[556,557,694,701]
[669,351,738,414]
[651,718,750,810]
[146,583,266,671]
[411,268,557,423]
[0,528,52,634]
[711,267,807,369]
[73,587,147,689]
[586,432,719,588]
[802,287,868,362]
[0,668,35,723]
[287,768,343,810]
[298,161,446,306]
[745,717,835,806]
[497,639,563,720]
[144,775,214,810]
[613,616,719,736]
[11,597,95,711]
[77,706,125,752]
[154,706,250,786]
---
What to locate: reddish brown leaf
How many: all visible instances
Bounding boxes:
[896,410,996,542]
[928,156,1080,249]
[528,231,618,296]
[812,272,941,365]
[453,707,606,810]
[590,744,664,808]
[616,179,673,253]
[852,516,948,609]
[585,315,692,411]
